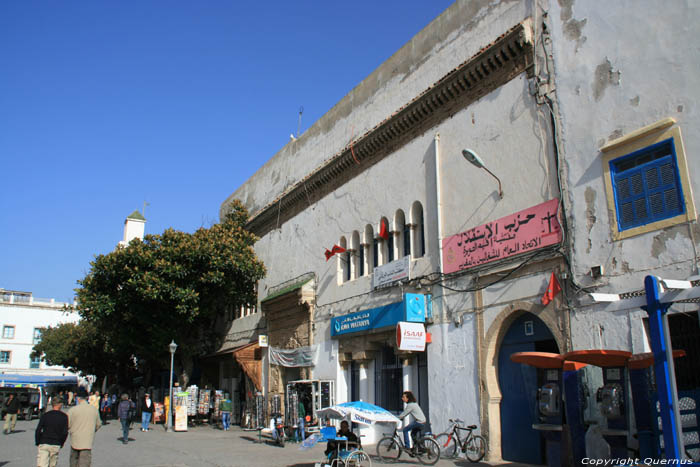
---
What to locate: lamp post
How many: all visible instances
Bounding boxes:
[166,340,177,432]
[462,149,503,198]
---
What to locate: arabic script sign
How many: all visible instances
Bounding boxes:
[372,255,410,289]
[442,199,562,274]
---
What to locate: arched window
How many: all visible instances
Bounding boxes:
[410,202,425,258]
[394,209,408,258]
[363,224,374,276]
[350,231,361,280]
[379,217,390,265]
[338,236,349,284]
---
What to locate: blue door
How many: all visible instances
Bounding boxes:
[498,313,558,464]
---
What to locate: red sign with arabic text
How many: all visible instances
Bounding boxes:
[442,199,562,274]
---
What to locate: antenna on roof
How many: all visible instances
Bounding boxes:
[142,201,150,217]
[297,106,304,137]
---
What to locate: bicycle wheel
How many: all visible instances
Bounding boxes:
[434,433,458,458]
[465,435,486,462]
[376,437,401,463]
[344,450,372,467]
[415,437,441,466]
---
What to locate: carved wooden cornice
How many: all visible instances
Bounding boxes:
[246,21,533,237]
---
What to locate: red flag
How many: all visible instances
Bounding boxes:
[324,244,347,261]
[541,272,562,306]
[379,218,389,240]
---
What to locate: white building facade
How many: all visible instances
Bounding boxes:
[221,1,700,462]
[0,290,81,379]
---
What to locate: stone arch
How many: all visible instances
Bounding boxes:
[479,299,567,461]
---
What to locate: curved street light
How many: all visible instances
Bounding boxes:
[462,149,503,198]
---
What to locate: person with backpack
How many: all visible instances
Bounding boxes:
[117,394,135,445]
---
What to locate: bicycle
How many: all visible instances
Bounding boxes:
[376,427,440,465]
[434,419,486,462]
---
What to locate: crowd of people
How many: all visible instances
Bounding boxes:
[6,387,156,467]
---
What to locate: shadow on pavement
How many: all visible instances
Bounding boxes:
[240,435,265,444]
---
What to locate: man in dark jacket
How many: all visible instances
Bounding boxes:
[3,393,21,434]
[35,397,69,467]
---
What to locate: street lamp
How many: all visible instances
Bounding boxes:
[462,149,503,198]
[166,340,177,432]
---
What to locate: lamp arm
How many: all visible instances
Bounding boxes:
[482,167,503,198]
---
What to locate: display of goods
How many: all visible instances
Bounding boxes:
[198,389,211,415]
[184,385,198,416]
[213,390,223,418]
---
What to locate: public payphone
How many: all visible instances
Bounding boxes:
[565,350,632,459]
[511,352,588,466]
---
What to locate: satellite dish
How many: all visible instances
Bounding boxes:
[462,149,485,168]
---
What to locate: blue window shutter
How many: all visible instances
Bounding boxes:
[611,138,684,231]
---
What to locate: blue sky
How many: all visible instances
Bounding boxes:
[0,1,455,303]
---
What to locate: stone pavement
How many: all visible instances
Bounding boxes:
[0,417,540,467]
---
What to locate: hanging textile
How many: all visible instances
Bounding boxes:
[268,345,318,367]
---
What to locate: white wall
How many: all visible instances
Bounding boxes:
[0,302,80,375]
[550,0,700,294]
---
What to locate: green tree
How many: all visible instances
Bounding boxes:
[75,200,265,386]
[31,321,109,379]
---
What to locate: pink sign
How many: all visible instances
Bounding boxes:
[442,199,562,274]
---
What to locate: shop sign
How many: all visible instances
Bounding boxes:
[258,335,268,348]
[331,293,428,337]
[442,198,562,274]
[373,255,410,289]
[396,322,426,351]
[174,405,188,431]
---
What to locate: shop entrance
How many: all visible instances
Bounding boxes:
[497,312,558,464]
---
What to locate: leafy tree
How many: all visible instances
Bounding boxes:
[32,321,109,379]
[75,200,265,386]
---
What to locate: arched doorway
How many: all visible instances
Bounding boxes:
[498,313,559,464]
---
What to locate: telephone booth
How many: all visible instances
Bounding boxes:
[564,350,632,459]
[510,352,588,466]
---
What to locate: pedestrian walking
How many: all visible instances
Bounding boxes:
[140,393,153,432]
[3,393,21,434]
[117,393,135,444]
[99,394,110,425]
[35,397,69,467]
[219,393,232,431]
[67,388,101,467]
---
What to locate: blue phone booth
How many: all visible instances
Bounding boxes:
[511,352,588,466]
[627,350,686,460]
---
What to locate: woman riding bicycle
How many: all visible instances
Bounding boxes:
[399,390,426,452]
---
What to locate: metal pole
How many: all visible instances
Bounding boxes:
[643,275,682,459]
[167,350,174,432]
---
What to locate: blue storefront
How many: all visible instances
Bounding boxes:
[331,294,432,419]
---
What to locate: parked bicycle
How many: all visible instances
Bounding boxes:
[376,427,440,465]
[434,419,486,462]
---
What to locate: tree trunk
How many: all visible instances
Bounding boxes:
[178,354,193,388]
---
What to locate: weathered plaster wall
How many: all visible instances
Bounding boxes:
[427,320,481,434]
[549,0,700,293]
[222,0,532,219]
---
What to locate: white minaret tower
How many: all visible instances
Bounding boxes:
[119,210,146,246]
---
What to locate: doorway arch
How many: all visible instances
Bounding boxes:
[479,300,567,462]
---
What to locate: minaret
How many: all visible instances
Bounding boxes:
[119,210,146,246]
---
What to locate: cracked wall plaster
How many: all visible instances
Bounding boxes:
[593,58,621,101]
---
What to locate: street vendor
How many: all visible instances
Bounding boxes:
[324,421,357,460]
